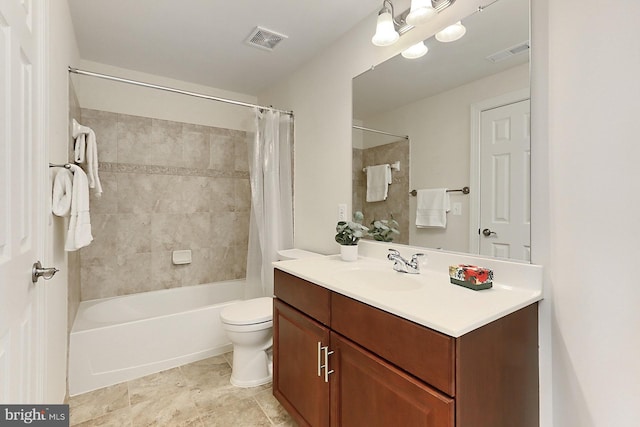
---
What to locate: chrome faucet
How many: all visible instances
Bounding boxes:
[387,249,424,274]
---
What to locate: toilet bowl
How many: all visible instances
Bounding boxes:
[220,248,321,387]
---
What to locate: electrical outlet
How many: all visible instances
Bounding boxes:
[453,202,462,216]
[338,204,347,221]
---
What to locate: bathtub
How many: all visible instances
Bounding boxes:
[68,280,245,396]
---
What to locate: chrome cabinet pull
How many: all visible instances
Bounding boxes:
[323,346,334,383]
[317,341,322,377]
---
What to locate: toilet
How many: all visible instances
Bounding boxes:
[220,248,321,387]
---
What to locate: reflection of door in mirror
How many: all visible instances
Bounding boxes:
[353,131,409,244]
[478,98,531,261]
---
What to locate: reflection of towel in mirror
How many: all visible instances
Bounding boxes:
[65,164,93,251]
[366,164,392,202]
[51,168,73,217]
[416,188,450,228]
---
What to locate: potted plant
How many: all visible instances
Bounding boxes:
[335,211,368,261]
[368,216,400,242]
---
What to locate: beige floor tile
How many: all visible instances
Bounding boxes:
[130,389,202,427]
[69,356,288,427]
[198,397,272,427]
[128,367,189,406]
[254,389,295,426]
[69,383,129,425]
[72,406,132,427]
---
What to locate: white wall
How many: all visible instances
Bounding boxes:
[543,1,640,425]
[363,63,529,252]
[261,0,640,425]
[46,0,80,402]
[73,60,256,132]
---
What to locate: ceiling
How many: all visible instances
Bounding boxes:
[68,0,382,95]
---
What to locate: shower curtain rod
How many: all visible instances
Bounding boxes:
[68,67,294,116]
[352,125,408,140]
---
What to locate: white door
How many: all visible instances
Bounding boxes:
[0,0,46,403]
[479,99,531,261]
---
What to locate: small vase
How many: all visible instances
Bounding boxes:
[340,245,358,262]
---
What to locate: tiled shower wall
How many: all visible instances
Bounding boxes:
[75,108,251,300]
[353,140,409,245]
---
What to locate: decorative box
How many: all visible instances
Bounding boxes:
[449,264,493,291]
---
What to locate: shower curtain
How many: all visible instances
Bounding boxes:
[245,109,294,299]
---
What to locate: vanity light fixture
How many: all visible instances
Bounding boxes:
[372,0,400,46]
[406,0,437,26]
[371,0,457,48]
[401,41,429,59]
[435,21,466,42]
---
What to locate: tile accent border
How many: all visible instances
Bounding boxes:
[99,161,249,179]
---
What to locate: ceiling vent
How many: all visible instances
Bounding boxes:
[486,40,530,63]
[245,26,288,51]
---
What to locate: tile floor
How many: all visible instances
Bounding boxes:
[68,352,296,426]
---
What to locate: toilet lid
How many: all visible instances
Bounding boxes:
[220,297,273,326]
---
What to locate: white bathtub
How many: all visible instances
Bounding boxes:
[69,280,245,396]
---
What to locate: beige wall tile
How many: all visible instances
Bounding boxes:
[117,114,153,165]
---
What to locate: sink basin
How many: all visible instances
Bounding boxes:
[332,268,422,291]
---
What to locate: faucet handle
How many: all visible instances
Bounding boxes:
[387,249,401,259]
[411,253,425,261]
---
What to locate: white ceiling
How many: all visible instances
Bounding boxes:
[68,0,383,95]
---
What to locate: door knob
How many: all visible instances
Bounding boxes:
[482,228,497,237]
[32,261,59,284]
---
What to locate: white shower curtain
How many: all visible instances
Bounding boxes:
[245,109,294,299]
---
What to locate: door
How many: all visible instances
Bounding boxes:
[479,99,531,261]
[273,300,330,427]
[330,332,454,427]
[0,0,46,403]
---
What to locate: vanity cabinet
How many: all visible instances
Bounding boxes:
[273,269,539,427]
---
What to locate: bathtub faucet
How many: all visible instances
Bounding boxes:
[387,249,424,274]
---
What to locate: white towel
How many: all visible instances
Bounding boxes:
[416,188,450,228]
[74,133,86,163]
[65,164,93,251]
[74,123,102,197]
[51,168,73,217]
[84,129,102,197]
[366,164,392,202]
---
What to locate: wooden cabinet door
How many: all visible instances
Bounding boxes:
[273,299,331,427]
[330,332,454,427]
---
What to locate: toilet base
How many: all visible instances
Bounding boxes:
[229,345,273,388]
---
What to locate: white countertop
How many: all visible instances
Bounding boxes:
[273,242,543,338]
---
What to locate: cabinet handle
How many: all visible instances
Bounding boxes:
[317,341,322,377]
[322,345,334,383]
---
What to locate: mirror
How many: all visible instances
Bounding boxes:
[352,0,530,261]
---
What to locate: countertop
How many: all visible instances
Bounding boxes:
[273,243,543,337]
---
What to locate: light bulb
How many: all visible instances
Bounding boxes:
[401,41,428,59]
[406,0,437,26]
[435,21,466,43]
[372,11,399,46]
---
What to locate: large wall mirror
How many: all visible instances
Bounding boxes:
[352,0,531,261]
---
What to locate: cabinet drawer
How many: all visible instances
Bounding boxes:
[332,293,455,396]
[274,269,331,326]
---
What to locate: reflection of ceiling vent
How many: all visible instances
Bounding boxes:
[245,26,288,51]
[486,40,530,63]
